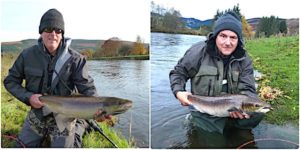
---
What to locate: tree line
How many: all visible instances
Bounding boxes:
[151,1,197,35]
[151,1,294,38]
[80,35,149,59]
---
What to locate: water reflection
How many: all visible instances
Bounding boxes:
[88,60,149,148]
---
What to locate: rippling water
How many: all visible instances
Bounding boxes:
[88,60,149,147]
[150,32,299,149]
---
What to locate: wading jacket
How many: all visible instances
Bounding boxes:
[169,37,257,98]
[4,38,97,132]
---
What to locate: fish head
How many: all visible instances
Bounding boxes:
[111,98,133,115]
[96,97,133,116]
[242,100,272,113]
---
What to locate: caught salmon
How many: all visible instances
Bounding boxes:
[188,94,272,117]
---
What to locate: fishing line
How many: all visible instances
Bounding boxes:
[53,70,74,94]
[237,138,299,149]
[1,134,26,148]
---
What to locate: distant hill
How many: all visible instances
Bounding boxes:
[1,39,149,53]
[181,17,213,29]
[246,18,261,31]
[181,17,261,31]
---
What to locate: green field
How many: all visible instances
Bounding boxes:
[1,53,134,148]
[245,35,299,125]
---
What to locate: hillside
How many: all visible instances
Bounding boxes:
[1,39,149,53]
[181,17,212,29]
[180,17,299,35]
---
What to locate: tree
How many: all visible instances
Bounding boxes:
[151,1,186,33]
[213,4,242,21]
[94,37,121,57]
[80,49,94,59]
[162,8,185,32]
[241,15,254,39]
[131,36,147,55]
[256,16,281,37]
[118,44,132,56]
[279,20,287,34]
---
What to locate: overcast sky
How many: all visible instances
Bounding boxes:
[1,0,150,42]
[152,0,300,20]
[1,0,299,42]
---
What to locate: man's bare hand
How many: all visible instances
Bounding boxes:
[229,111,250,119]
[29,94,44,109]
[176,91,192,106]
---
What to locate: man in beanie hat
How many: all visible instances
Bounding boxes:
[4,8,110,148]
[170,11,264,134]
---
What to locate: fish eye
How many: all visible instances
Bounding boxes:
[255,104,261,107]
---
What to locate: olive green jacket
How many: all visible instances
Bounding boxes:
[169,36,257,98]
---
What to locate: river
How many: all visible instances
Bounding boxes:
[88,60,149,147]
[150,32,299,149]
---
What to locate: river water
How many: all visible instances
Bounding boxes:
[150,32,299,149]
[88,60,149,148]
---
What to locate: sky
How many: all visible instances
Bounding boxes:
[1,0,150,42]
[151,0,300,20]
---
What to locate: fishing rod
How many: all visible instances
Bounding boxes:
[87,119,119,148]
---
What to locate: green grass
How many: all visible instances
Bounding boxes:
[1,53,134,148]
[245,35,299,125]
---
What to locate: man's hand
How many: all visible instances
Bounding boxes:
[229,111,250,119]
[29,94,44,109]
[94,109,113,122]
[176,91,192,106]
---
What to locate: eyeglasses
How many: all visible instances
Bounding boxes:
[43,27,63,34]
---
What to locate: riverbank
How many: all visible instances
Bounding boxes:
[245,35,299,125]
[1,54,134,148]
[90,55,149,60]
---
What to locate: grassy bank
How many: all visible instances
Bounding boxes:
[1,54,133,148]
[245,35,299,125]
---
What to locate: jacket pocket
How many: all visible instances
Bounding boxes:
[24,67,44,92]
[191,66,217,96]
[231,70,240,93]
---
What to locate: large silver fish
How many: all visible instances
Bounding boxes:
[39,95,132,132]
[188,94,272,117]
[39,95,133,119]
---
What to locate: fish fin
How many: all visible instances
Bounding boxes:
[42,105,53,116]
[54,114,76,133]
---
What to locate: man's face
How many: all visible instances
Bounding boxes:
[41,28,63,55]
[215,30,238,56]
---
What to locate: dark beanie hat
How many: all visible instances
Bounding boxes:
[213,11,243,42]
[39,9,64,34]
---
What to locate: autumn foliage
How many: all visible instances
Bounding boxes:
[93,36,148,58]
[131,36,148,55]
[96,37,121,57]
[241,15,254,39]
[80,49,94,59]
